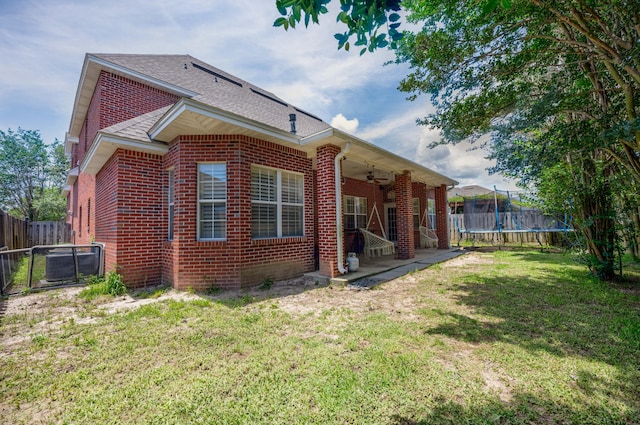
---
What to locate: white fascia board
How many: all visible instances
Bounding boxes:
[67,55,94,138]
[149,98,301,145]
[80,133,169,175]
[62,185,72,197]
[299,128,336,145]
[65,167,79,186]
[64,132,79,156]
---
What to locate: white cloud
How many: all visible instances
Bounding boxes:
[0,0,518,188]
[331,114,359,134]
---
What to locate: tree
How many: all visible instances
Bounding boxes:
[393,1,640,279]
[275,0,640,279]
[274,0,404,54]
[0,128,67,221]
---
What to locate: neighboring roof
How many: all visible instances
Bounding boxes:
[69,53,458,187]
[448,185,493,199]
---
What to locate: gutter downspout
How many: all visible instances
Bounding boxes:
[335,143,351,274]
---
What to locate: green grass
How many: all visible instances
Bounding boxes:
[0,249,638,424]
[6,254,43,293]
[79,271,127,300]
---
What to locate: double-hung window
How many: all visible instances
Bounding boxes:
[413,198,420,230]
[344,196,367,229]
[251,165,304,238]
[198,163,226,240]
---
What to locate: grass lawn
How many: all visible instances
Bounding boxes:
[0,248,639,424]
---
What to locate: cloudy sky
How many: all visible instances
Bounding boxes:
[0,0,517,191]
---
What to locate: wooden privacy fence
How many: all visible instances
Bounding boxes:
[0,210,28,250]
[0,211,71,250]
[29,221,71,246]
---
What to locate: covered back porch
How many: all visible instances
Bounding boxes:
[300,128,458,279]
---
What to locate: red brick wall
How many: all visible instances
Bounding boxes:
[95,149,164,286]
[95,152,119,274]
[70,70,179,252]
[316,144,342,277]
[434,184,449,249]
[340,179,430,252]
[412,182,427,247]
[342,177,384,253]
[163,135,315,290]
[396,171,415,259]
[98,72,179,139]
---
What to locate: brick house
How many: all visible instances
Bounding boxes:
[63,54,457,290]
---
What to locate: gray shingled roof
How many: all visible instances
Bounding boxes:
[448,185,493,199]
[99,105,172,142]
[92,54,330,139]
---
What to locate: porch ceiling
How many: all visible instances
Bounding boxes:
[301,129,458,188]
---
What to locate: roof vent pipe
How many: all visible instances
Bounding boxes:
[289,113,297,134]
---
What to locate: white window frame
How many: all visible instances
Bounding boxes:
[428,198,437,230]
[168,169,174,241]
[344,195,367,230]
[251,165,304,239]
[413,198,420,230]
[197,163,227,241]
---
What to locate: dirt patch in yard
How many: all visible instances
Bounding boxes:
[0,253,477,354]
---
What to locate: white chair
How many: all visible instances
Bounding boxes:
[359,228,395,258]
[419,226,438,249]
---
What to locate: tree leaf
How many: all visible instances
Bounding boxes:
[483,0,499,15]
[273,17,289,28]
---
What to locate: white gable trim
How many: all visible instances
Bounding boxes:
[80,133,169,175]
[148,98,301,145]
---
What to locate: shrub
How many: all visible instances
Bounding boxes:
[79,271,126,300]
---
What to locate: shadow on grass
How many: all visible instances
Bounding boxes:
[421,251,640,420]
[428,273,639,358]
[388,393,640,424]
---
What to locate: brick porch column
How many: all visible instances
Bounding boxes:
[317,144,343,277]
[396,170,415,260]
[434,184,449,249]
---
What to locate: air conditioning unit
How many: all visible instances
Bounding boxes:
[45,251,98,281]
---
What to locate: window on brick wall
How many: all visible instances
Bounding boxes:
[198,163,226,240]
[87,199,91,236]
[428,198,437,230]
[413,198,420,230]
[79,206,82,238]
[168,170,175,241]
[344,195,367,229]
[251,165,304,238]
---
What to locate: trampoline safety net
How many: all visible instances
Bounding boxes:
[456,188,571,233]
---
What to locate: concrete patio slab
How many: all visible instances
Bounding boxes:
[305,248,467,289]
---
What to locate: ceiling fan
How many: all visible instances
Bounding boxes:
[366,169,389,184]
